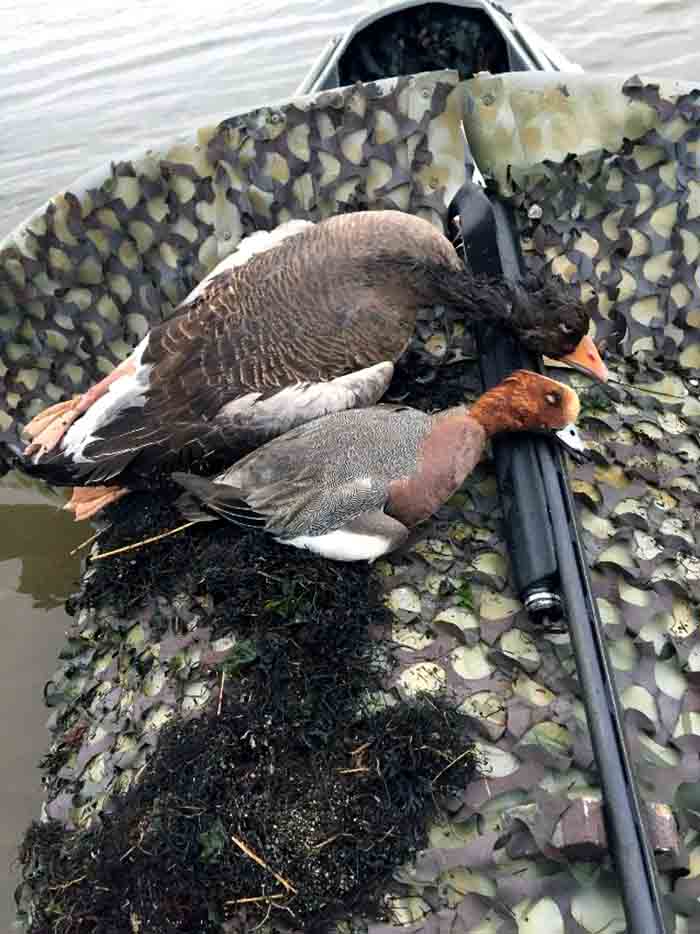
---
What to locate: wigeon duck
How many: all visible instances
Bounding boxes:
[173,370,580,562]
[21,211,605,520]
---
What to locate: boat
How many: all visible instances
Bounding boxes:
[3,3,700,932]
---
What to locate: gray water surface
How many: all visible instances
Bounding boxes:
[1,0,698,926]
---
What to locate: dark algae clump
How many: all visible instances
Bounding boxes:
[20,489,475,933]
[20,703,472,933]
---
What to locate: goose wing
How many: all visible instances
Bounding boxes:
[68,357,396,483]
[27,211,445,484]
[74,213,420,479]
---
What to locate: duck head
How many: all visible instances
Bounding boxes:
[469,370,580,437]
[507,274,608,382]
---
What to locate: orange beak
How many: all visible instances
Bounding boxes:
[560,334,609,383]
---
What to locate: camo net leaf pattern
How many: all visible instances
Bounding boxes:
[360,75,700,934]
[6,73,700,932]
[0,69,466,462]
[462,71,700,372]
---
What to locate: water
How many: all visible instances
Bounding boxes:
[0,0,698,926]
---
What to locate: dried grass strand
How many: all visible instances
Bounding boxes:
[90,521,198,561]
[69,527,110,556]
[230,833,298,894]
[431,746,474,784]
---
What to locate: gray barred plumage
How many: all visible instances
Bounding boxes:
[174,370,580,562]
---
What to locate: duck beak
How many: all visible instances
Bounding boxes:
[559,335,609,383]
[556,423,587,456]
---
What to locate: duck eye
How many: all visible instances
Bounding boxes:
[559,322,574,335]
[545,391,560,405]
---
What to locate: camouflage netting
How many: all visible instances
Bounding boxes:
[4,70,700,932]
[0,70,466,459]
[463,71,700,367]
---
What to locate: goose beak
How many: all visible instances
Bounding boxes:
[559,335,609,383]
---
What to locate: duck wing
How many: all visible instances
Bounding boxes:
[173,403,427,536]
[174,466,411,563]
[173,469,391,538]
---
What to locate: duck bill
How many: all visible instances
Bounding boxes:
[555,423,587,455]
[560,335,609,383]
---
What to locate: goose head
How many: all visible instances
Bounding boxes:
[506,274,608,382]
[371,249,609,383]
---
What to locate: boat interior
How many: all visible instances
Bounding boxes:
[326,2,521,88]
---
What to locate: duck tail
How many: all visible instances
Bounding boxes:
[172,473,224,524]
[172,472,265,531]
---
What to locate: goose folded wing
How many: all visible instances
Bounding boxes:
[72,299,395,480]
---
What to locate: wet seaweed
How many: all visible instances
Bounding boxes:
[21,698,472,934]
[21,487,475,933]
[74,485,300,622]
